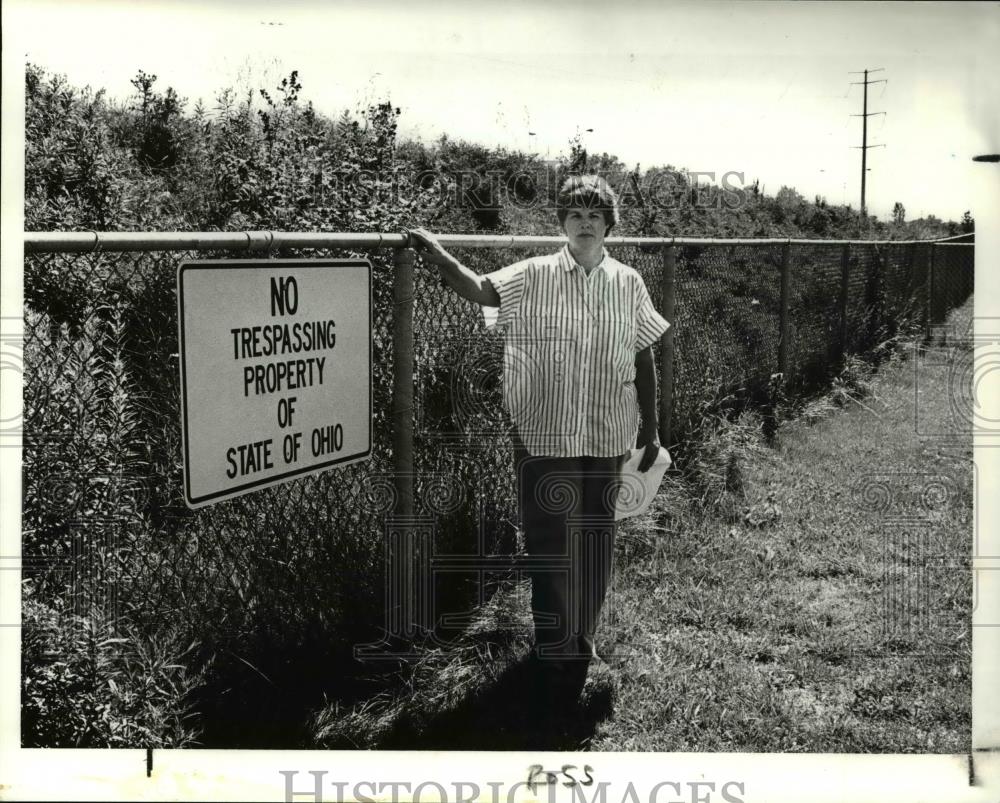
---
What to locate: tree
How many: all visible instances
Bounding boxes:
[892,202,905,226]
[961,210,974,233]
[566,133,588,174]
[126,70,185,171]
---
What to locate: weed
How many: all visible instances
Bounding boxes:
[681,400,770,514]
[21,582,209,748]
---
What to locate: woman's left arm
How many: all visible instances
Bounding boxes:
[634,346,660,471]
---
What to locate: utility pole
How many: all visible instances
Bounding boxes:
[849,68,886,220]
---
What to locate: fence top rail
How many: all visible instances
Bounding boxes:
[22,230,964,255]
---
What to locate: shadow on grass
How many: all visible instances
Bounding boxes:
[376,652,615,751]
[310,630,617,752]
[189,666,318,749]
[190,636,402,749]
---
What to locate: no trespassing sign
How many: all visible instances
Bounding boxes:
[177,259,372,508]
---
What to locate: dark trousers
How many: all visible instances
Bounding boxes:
[513,434,624,675]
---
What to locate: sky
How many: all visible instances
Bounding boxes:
[3,0,999,222]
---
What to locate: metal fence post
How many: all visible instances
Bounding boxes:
[392,246,415,519]
[837,243,851,367]
[922,243,931,338]
[659,243,676,448]
[777,241,792,386]
[963,243,974,303]
[907,241,916,288]
[928,243,937,328]
[906,241,916,313]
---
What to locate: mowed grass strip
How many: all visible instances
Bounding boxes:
[589,301,973,753]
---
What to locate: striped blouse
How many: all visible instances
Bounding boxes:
[485,245,670,457]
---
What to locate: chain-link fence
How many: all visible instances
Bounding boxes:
[19,235,973,727]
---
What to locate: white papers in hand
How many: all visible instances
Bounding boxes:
[614,445,672,522]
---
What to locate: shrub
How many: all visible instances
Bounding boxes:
[21,582,209,748]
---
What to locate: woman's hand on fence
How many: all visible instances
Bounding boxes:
[407,227,499,306]
[408,228,450,267]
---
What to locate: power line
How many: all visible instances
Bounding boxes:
[849,68,887,218]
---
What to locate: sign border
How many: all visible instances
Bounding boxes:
[176,258,373,508]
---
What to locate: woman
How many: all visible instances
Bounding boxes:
[409,175,670,712]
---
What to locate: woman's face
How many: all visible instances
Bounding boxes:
[561,207,608,251]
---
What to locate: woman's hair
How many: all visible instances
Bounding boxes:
[556,174,620,235]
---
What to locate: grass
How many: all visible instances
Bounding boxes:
[603,296,972,753]
[307,299,974,752]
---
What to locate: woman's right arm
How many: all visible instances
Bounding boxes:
[408,228,501,307]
